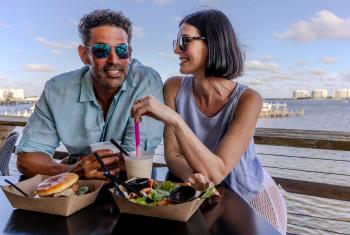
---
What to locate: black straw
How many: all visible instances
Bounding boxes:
[5,179,28,197]
[110,139,130,156]
[93,153,143,197]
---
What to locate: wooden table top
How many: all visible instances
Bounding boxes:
[0,168,281,235]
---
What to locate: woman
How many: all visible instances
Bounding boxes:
[132,9,287,234]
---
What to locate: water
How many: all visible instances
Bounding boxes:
[0,103,33,116]
[258,99,350,132]
[256,99,350,234]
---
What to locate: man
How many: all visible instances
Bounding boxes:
[16,9,164,179]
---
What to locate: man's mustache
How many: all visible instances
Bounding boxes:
[104,64,124,72]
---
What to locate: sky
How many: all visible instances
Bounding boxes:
[1,0,350,98]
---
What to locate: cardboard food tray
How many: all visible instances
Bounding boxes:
[1,174,105,216]
[109,182,205,222]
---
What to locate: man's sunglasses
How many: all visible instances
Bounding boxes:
[88,43,129,59]
[172,36,206,51]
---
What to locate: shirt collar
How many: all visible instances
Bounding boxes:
[79,67,96,103]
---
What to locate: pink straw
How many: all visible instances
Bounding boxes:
[134,120,141,157]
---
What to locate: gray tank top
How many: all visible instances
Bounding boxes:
[176,76,263,202]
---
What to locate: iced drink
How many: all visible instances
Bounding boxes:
[124,151,154,179]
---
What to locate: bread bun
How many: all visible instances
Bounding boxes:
[36,173,79,197]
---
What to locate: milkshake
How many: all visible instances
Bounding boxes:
[124,151,154,179]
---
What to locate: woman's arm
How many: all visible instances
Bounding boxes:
[169,89,262,184]
[163,77,194,181]
[131,82,262,184]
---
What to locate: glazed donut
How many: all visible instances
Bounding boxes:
[36,172,79,197]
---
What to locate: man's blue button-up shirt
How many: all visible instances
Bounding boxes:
[16,59,164,156]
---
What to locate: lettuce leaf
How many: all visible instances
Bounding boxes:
[130,197,157,206]
[149,189,170,201]
[156,181,175,192]
[200,186,219,199]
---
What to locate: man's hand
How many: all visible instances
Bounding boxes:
[70,149,125,179]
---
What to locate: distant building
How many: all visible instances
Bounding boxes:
[0,88,24,100]
[293,90,308,99]
[311,89,328,99]
[334,89,350,99]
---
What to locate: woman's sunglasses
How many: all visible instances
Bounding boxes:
[172,36,206,51]
[88,43,129,59]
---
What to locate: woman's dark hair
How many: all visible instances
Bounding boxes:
[78,9,132,45]
[180,9,244,79]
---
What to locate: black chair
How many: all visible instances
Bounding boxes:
[0,132,19,176]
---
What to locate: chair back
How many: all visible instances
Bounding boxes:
[0,132,19,176]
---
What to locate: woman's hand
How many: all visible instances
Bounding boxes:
[184,173,212,184]
[184,173,215,191]
[131,96,177,125]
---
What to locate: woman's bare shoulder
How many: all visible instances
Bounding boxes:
[164,76,185,99]
[240,87,263,105]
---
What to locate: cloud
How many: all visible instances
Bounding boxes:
[339,72,350,81]
[322,57,336,64]
[245,60,278,72]
[35,37,78,54]
[151,0,173,7]
[242,66,343,98]
[0,22,11,29]
[242,79,261,86]
[275,10,350,42]
[25,64,57,73]
[308,69,327,77]
[157,51,177,59]
[133,26,144,38]
[296,60,308,65]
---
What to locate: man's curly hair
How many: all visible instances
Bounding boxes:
[78,9,132,45]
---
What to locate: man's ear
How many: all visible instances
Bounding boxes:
[128,46,132,63]
[78,45,90,65]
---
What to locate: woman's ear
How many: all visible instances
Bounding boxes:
[78,45,90,65]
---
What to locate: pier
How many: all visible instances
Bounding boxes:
[0,99,37,106]
[260,102,304,118]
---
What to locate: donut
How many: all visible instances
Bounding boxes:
[36,172,79,197]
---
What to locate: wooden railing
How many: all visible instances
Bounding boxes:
[254,128,350,202]
[1,115,350,202]
[254,128,350,151]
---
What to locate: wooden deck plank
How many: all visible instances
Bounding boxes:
[0,116,27,127]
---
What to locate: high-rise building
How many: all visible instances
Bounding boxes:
[311,89,328,99]
[334,89,350,99]
[0,88,24,100]
[293,90,308,99]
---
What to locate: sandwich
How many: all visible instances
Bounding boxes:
[35,172,85,197]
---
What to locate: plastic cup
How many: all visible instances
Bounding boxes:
[124,151,154,179]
